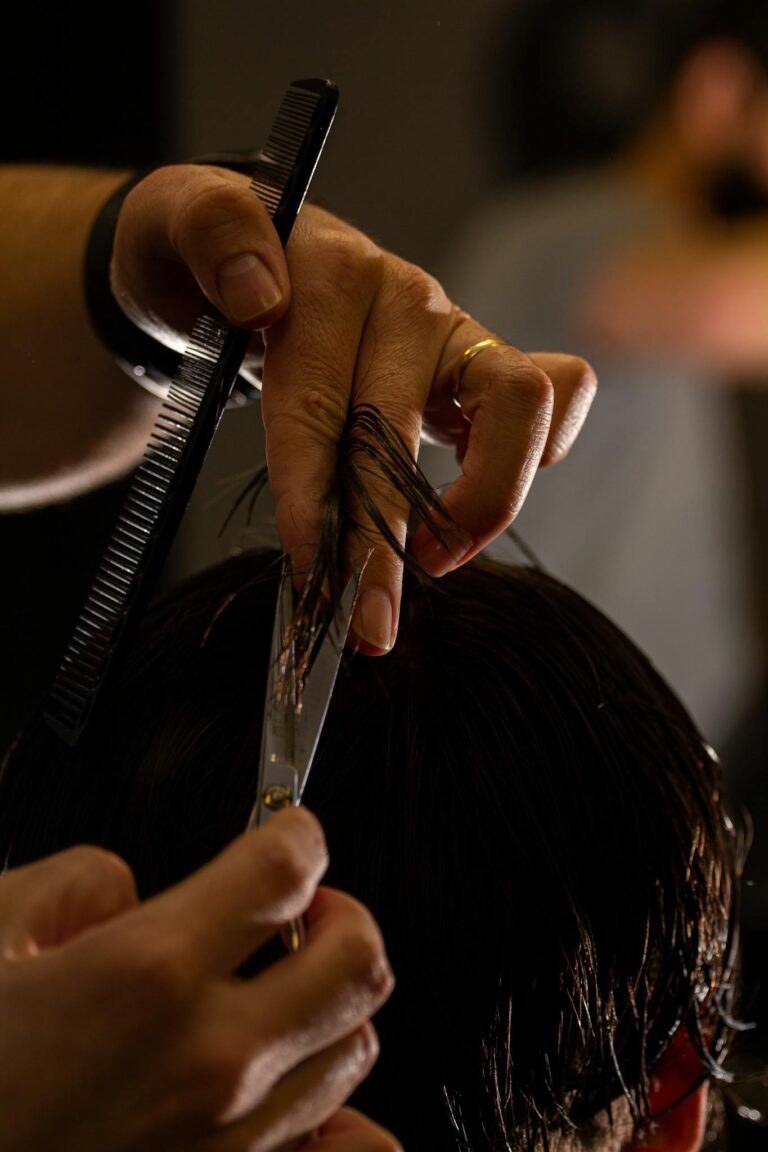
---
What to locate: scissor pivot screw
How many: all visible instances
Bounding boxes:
[263,784,293,810]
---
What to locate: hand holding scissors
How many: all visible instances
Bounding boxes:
[250,560,361,952]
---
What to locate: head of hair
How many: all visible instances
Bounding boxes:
[487,0,768,178]
[0,545,742,1150]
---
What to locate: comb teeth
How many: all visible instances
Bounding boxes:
[251,85,325,216]
[44,79,338,745]
[44,313,232,742]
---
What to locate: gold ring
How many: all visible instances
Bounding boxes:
[451,338,506,420]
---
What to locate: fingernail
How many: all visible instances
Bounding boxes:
[372,956,395,998]
[360,1023,380,1067]
[352,587,394,652]
[217,253,283,322]
[410,534,473,578]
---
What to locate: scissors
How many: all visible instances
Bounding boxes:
[247,558,361,951]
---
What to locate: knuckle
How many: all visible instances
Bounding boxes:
[115,934,190,1014]
[118,168,159,227]
[178,1031,251,1123]
[57,842,110,870]
[267,384,348,455]
[508,363,555,412]
[289,222,383,321]
[334,922,389,996]
[52,843,98,871]
[312,229,383,295]
[76,845,136,897]
[256,826,316,899]
[286,804,326,850]
[48,845,137,909]
[172,176,260,246]
[388,258,447,315]
[301,384,350,439]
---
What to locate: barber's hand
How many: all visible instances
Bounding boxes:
[295,1109,402,1152]
[275,1110,401,1152]
[113,164,597,652]
[0,808,395,1152]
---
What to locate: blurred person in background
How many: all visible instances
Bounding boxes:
[443,0,768,749]
[440,3,768,1134]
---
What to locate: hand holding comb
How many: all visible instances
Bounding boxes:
[45,79,339,745]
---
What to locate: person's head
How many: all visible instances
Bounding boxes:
[1,548,743,1151]
[490,0,768,203]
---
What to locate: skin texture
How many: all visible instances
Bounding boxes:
[0,159,593,1148]
[0,162,596,651]
[114,165,595,651]
[0,166,161,508]
[0,808,399,1152]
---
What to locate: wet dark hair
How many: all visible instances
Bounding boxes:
[0,546,743,1149]
[487,0,768,178]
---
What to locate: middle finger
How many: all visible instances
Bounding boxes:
[340,256,458,652]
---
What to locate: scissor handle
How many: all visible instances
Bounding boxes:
[253,780,306,953]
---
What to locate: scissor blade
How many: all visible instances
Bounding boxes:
[293,571,361,800]
[251,559,297,828]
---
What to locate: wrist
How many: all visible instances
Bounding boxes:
[84,153,267,407]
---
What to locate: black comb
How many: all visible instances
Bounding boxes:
[44,78,338,744]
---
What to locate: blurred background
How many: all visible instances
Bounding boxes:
[1,2,766,1144]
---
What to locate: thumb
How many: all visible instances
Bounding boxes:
[311,1109,402,1151]
[273,1108,401,1152]
[112,163,291,341]
[0,846,138,958]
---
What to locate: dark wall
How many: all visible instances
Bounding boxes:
[0,5,168,745]
[167,0,508,271]
[3,6,166,167]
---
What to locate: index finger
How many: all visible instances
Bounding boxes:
[133,807,328,977]
[262,208,462,654]
[259,207,383,586]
